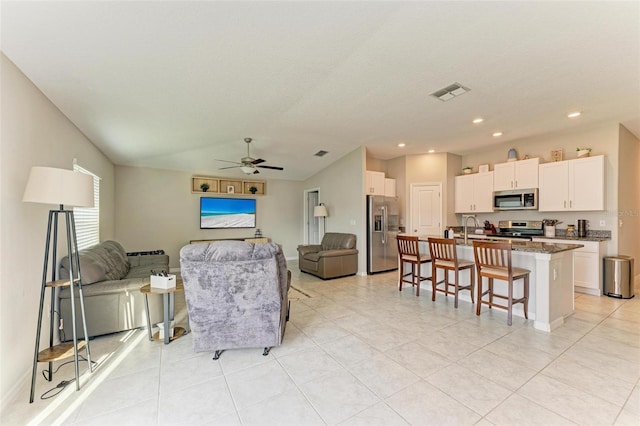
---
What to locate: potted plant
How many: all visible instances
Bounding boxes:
[248,185,258,194]
[462,166,472,174]
[200,182,210,192]
[576,147,591,158]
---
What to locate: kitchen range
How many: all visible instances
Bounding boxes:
[488,220,544,240]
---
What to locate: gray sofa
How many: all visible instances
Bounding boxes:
[297,232,358,279]
[180,241,289,357]
[58,240,166,340]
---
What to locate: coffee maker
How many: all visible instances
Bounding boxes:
[577,219,588,238]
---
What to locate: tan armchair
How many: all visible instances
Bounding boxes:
[297,233,358,279]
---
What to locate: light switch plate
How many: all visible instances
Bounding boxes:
[599,220,606,227]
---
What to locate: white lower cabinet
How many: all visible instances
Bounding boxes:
[532,237,606,296]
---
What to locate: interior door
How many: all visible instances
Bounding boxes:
[305,190,320,244]
[410,183,442,236]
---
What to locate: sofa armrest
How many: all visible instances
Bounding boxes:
[317,249,359,258]
[297,245,322,256]
[127,254,170,267]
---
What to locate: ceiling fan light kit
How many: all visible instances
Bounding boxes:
[214,138,284,175]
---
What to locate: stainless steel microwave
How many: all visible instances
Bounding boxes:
[493,188,538,211]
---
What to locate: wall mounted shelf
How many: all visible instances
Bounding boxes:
[191,176,266,195]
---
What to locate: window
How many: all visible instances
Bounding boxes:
[73,162,100,250]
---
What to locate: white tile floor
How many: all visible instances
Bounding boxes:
[3,264,639,425]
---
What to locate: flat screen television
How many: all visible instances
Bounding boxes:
[200,197,256,229]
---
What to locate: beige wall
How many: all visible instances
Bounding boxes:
[0,54,115,406]
[445,153,462,227]
[114,166,303,264]
[303,147,366,273]
[617,124,640,264]
[460,122,621,255]
[370,152,459,234]
[365,152,386,173]
[402,153,450,234]
[386,156,406,226]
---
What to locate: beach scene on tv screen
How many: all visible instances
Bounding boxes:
[201,198,255,228]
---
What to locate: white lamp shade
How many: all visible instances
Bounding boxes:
[23,166,94,207]
[313,204,328,217]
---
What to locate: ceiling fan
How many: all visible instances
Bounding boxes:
[214,138,284,175]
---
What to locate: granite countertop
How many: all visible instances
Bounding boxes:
[453,238,584,254]
[447,227,611,243]
[530,234,610,242]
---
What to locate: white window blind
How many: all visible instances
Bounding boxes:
[73,162,100,250]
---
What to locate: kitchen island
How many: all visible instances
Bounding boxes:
[416,237,583,332]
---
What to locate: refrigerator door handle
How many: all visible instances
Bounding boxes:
[381,205,386,244]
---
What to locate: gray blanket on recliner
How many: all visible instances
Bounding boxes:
[180,241,289,353]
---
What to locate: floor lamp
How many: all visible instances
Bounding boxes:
[314,203,328,237]
[23,166,95,403]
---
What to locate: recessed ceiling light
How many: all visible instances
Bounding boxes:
[397,143,406,148]
[567,111,582,118]
[472,118,484,124]
[428,149,435,153]
[493,132,503,137]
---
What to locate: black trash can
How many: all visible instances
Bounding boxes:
[603,256,635,299]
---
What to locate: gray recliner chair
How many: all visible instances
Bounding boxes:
[297,232,358,279]
[180,241,290,359]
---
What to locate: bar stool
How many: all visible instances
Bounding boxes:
[428,237,475,308]
[472,240,530,326]
[397,235,431,296]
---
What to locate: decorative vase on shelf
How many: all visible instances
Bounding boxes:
[200,183,209,192]
[249,186,258,194]
[462,167,472,174]
[576,148,591,158]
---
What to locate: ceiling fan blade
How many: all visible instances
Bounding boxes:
[251,158,266,165]
[257,165,284,171]
[219,165,242,170]
[214,159,242,165]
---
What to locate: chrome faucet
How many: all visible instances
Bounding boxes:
[463,214,480,245]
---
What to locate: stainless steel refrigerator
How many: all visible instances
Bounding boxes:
[367,195,400,274]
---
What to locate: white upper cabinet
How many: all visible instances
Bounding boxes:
[538,161,569,211]
[455,172,494,213]
[493,158,539,191]
[365,171,385,195]
[384,178,396,197]
[539,155,605,211]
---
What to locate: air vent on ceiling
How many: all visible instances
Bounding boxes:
[314,150,329,157]
[430,82,470,102]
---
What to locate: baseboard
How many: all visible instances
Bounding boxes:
[1,367,30,413]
